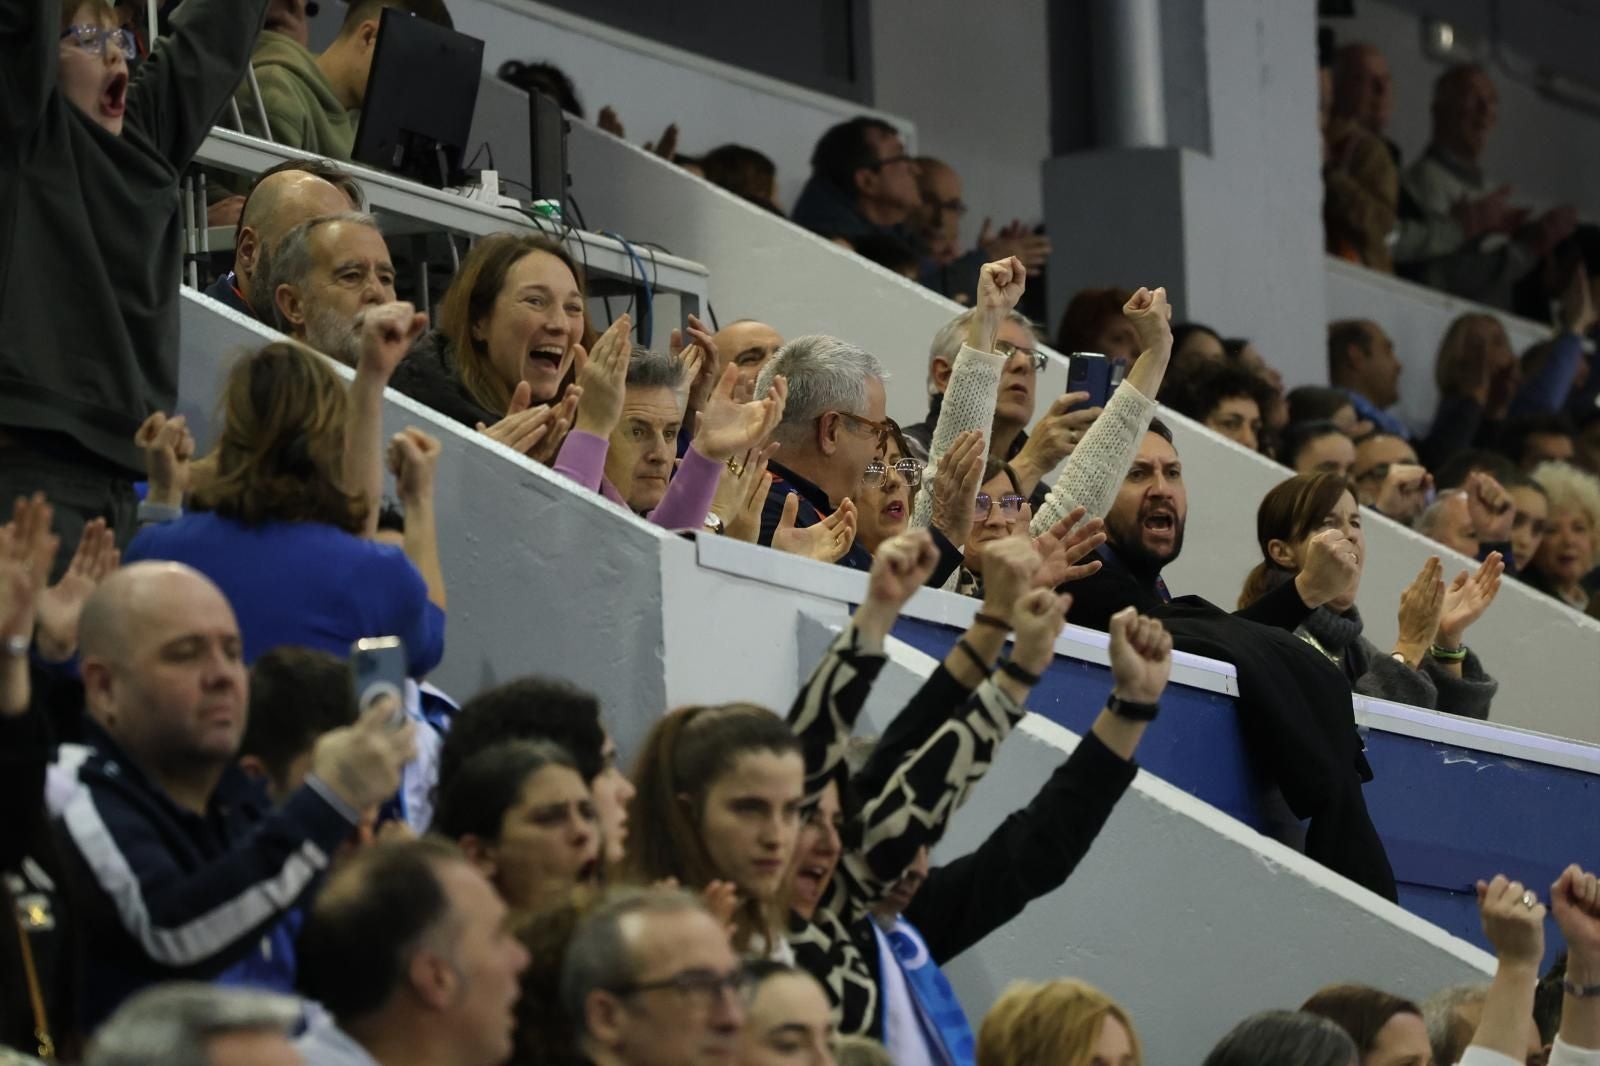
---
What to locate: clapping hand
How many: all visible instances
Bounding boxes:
[1107,607,1173,705]
[1029,505,1106,589]
[928,431,986,546]
[1394,556,1445,664]
[693,366,788,462]
[355,302,428,380]
[1437,552,1504,648]
[572,314,634,438]
[1295,527,1362,609]
[1122,287,1173,357]
[33,515,119,663]
[135,412,196,508]
[711,443,780,543]
[477,382,577,460]
[671,314,721,415]
[773,495,857,564]
[978,219,1052,274]
[0,495,57,716]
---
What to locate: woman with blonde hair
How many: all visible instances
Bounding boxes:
[392,232,594,461]
[977,978,1142,1066]
[126,329,445,675]
[1525,461,1600,610]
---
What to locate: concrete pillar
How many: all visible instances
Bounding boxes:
[1088,0,1167,148]
[1044,0,1327,388]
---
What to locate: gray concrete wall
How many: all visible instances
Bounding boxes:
[1159,404,1600,744]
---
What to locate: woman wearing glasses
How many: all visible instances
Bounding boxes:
[948,460,1030,598]
[854,425,922,555]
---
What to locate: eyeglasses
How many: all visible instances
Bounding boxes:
[995,339,1047,373]
[974,493,1027,522]
[60,24,138,61]
[830,411,898,450]
[610,966,753,1008]
[862,457,925,489]
[869,153,914,171]
[929,196,968,216]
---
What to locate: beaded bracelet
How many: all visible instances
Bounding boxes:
[1564,977,1600,999]
[1428,644,1468,663]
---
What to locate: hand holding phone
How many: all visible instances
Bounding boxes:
[351,636,408,729]
[1066,352,1123,410]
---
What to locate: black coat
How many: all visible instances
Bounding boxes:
[389,331,500,431]
[1061,547,1398,901]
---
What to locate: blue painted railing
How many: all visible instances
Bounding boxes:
[892,616,1599,969]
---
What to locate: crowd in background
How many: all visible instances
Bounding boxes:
[5,0,1600,1064]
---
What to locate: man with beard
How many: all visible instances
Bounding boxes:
[258,212,397,365]
[1066,418,1359,632]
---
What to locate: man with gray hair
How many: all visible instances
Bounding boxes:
[256,212,397,365]
[754,335,891,569]
[1421,982,1545,1065]
[561,887,745,1066]
[84,983,301,1066]
[903,305,1098,503]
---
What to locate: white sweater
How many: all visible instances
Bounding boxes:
[909,343,1158,538]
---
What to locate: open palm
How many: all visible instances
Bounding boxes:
[1438,554,1503,644]
[695,367,787,461]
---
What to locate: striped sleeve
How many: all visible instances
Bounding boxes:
[63,779,356,974]
[785,623,887,804]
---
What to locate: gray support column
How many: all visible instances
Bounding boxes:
[1089,0,1167,148]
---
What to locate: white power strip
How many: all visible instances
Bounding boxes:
[444,170,524,210]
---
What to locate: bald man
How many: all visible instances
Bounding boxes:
[61,562,413,1027]
[203,159,363,318]
[710,320,784,403]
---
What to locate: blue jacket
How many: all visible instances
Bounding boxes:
[201,271,256,318]
[60,724,357,1026]
[125,513,446,676]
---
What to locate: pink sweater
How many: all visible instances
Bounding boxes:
[553,430,722,531]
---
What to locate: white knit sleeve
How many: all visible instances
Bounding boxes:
[1029,379,1158,536]
[911,343,1004,529]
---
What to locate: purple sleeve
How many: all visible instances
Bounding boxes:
[646,446,722,531]
[552,430,609,492]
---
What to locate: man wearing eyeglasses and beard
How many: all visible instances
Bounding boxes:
[562,888,748,1066]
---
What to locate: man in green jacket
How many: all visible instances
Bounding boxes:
[0,0,271,561]
[237,0,451,160]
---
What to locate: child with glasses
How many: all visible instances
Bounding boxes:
[1,0,273,561]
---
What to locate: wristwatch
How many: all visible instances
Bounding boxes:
[1106,693,1160,721]
[702,513,725,535]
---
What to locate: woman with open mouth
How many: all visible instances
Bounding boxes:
[854,425,922,556]
[431,739,605,914]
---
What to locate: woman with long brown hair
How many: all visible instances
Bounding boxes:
[125,339,445,674]
[392,233,593,461]
[1239,473,1501,718]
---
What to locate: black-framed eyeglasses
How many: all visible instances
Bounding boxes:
[974,493,1027,523]
[862,457,924,489]
[869,153,914,171]
[60,24,138,61]
[995,339,1047,373]
[609,966,753,1007]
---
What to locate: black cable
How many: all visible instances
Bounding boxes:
[706,301,720,331]
[567,192,589,231]
[464,140,494,173]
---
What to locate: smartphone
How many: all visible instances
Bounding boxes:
[1067,352,1122,409]
[350,636,408,728]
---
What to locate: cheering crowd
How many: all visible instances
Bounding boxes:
[5,0,1600,1064]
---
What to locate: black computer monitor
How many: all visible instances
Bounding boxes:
[528,88,570,219]
[352,9,484,188]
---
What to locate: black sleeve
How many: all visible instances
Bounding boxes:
[1233,573,1313,631]
[124,0,271,166]
[1418,394,1484,472]
[847,665,971,811]
[0,0,57,137]
[0,703,51,872]
[926,529,964,588]
[904,730,1138,964]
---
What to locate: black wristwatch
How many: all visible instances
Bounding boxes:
[1106,693,1160,721]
